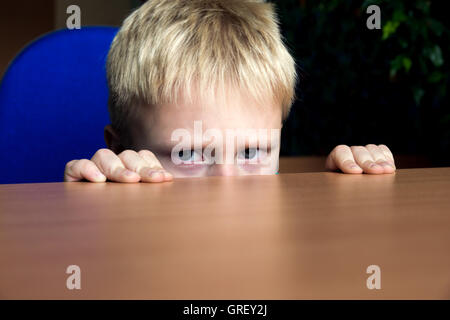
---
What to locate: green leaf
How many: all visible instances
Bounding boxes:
[402,57,412,72]
[428,45,444,67]
[390,55,411,75]
[392,9,407,23]
[428,71,444,83]
[382,21,401,40]
[416,1,431,14]
[390,55,403,77]
[428,19,444,37]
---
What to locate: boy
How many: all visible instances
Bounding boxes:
[64,0,395,183]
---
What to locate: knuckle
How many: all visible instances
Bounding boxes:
[93,148,112,159]
[351,145,365,151]
[118,149,137,161]
[334,144,349,153]
[65,160,77,170]
[138,149,155,158]
[92,149,117,174]
[77,159,91,170]
[365,144,377,149]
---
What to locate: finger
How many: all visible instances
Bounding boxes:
[325,153,338,171]
[366,144,395,173]
[138,150,173,181]
[378,144,396,167]
[119,150,171,183]
[329,145,363,174]
[351,146,383,174]
[64,159,106,182]
[91,148,140,183]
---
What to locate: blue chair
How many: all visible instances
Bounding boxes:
[0,27,118,184]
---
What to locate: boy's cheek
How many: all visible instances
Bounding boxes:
[159,156,209,178]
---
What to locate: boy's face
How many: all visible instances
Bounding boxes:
[129,88,282,177]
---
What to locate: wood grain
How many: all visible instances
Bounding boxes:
[1,168,450,299]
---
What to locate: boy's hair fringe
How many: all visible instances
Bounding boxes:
[107,0,297,137]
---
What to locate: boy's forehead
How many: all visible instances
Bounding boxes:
[148,88,282,133]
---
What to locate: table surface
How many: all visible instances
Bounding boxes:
[1,167,450,299]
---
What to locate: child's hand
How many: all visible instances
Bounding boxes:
[64,149,173,183]
[325,144,395,174]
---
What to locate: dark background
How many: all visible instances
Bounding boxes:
[275,0,449,167]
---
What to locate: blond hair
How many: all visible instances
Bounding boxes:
[107,0,297,137]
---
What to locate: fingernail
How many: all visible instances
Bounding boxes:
[164,171,173,178]
[150,171,162,179]
[124,169,135,176]
[370,163,379,168]
[93,171,105,181]
[94,170,103,177]
[350,163,359,169]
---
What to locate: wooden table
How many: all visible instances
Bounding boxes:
[1,167,450,299]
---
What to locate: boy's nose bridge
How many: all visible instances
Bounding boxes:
[209,164,237,176]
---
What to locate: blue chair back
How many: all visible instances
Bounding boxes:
[0,27,118,184]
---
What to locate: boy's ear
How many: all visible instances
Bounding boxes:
[104,125,124,154]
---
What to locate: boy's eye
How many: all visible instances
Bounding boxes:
[244,148,257,159]
[178,149,203,163]
[238,148,263,161]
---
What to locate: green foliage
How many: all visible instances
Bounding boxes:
[381,1,447,105]
[275,0,448,147]
[276,0,448,106]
